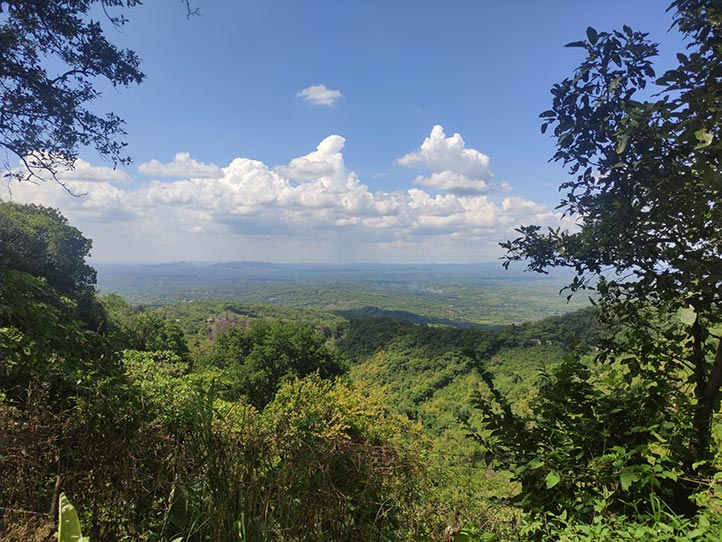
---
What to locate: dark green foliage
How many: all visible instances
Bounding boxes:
[471,354,691,519]
[0,202,117,406]
[337,308,599,364]
[123,311,190,356]
[493,0,722,527]
[207,319,347,409]
[99,294,191,357]
[0,0,144,182]
[0,201,104,333]
[0,201,96,297]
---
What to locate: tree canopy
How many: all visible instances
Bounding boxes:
[0,1,147,185]
[208,319,348,409]
[0,201,96,296]
[490,0,722,519]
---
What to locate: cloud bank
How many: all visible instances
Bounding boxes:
[5,126,569,263]
[138,152,222,178]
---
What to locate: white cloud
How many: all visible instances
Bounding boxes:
[57,159,132,183]
[5,133,567,263]
[296,84,343,107]
[393,124,525,198]
[138,152,222,178]
[274,135,346,180]
[396,125,492,181]
[413,171,491,195]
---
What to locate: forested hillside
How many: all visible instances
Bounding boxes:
[3,1,722,541]
[6,195,721,542]
[0,199,598,541]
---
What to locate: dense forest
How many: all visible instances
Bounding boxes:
[2,0,722,541]
[0,199,597,541]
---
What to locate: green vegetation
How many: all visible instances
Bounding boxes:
[479,0,722,539]
[0,199,597,541]
[205,319,347,408]
[0,202,437,541]
[95,261,588,326]
[58,494,89,542]
[5,189,722,540]
[3,1,722,540]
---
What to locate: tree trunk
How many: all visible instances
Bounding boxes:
[691,333,722,464]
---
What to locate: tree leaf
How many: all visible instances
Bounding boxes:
[586,27,599,45]
[695,128,714,149]
[677,305,697,325]
[616,134,629,154]
[545,471,561,488]
[619,471,639,491]
[58,493,89,542]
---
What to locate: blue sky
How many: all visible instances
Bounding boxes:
[10,1,685,263]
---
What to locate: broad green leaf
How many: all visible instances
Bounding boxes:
[545,471,561,489]
[619,471,639,491]
[677,305,697,326]
[58,493,89,542]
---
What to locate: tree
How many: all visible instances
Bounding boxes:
[0,1,202,188]
[0,201,96,296]
[0,1,146,187]
[208,319,348,409]
[123,311,190,355]
[495,0,722,513]
[0,202,116,404]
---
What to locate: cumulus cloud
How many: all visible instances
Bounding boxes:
[274,135,346,180]
[296,84,343,106]
[396,125,495,195]
[138,152,222,178]
[5,133,567,263]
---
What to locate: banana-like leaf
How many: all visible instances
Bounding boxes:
[58,493,90,542]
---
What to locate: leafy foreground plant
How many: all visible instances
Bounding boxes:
[58,493,89,542]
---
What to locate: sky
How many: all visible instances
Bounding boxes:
[6,0,686,263]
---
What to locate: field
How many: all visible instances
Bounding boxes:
[95,261,589,325]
